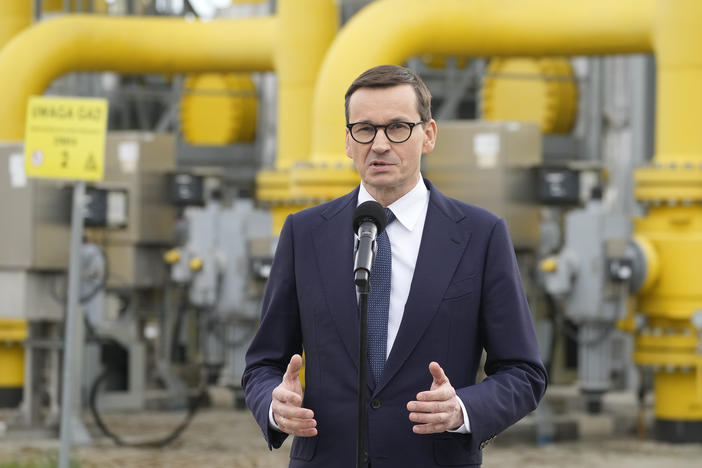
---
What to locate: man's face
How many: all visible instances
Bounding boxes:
[345,84,436,202]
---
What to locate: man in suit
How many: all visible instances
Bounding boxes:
[243,65,547,467]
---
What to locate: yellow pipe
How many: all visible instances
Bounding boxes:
[300,0,702,434]
[653,0,702,164]
[310,0,655,166]
[0,1,32,51]
[274,0,337,170]
[0,14,276,141]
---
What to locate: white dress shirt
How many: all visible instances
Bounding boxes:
[270,175,470,433]
[357,176,470,434]
[356,178,428,359]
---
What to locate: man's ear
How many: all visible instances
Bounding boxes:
[345,129,352,158]
[422,119,437,154]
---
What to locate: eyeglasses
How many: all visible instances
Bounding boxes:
[346,121,424,144]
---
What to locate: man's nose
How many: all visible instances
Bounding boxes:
[371,128,391,152]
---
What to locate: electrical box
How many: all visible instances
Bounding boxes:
[0,144,71,270]
[169,172,205,206]
[90,132,176,245]
[84,186,128,228]
[423,121,542,249]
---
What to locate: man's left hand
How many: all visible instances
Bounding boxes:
[406,362,464,434]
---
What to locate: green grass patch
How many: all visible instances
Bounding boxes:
[0,451,80,468]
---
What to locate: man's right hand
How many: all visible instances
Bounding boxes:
[271,354,318,437]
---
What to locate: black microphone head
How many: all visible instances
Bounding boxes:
[353,200,387,235]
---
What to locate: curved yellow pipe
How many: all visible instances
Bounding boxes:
[0,14,276,141]
[310,0,655,166]
[0,1,32,51]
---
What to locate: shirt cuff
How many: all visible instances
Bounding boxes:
[269,401,283,432]
[446,395,471,434]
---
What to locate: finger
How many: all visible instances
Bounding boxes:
[412,422,447,434]
[284,354,303,385]
[408,410,451,425]
[272,400,315,420]
[275,412,317,429]
[272,386,303,406]
[415,385,455,402]
[428,362,448,386]
[407,399,452,414]
[275,413,319,437]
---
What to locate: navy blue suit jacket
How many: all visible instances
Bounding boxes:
[243,179,546,467]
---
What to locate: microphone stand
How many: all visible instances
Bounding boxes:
[354,269,371,468]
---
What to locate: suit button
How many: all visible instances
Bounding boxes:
[370,399,381,409]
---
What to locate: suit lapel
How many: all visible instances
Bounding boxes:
[312,189,362,370]
[375,183,471,394]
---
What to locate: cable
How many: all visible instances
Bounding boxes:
[88,367,208,448]
[86,292,208,449]
[170,285,191,363]
[543,293,558,380]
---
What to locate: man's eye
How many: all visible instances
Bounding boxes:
[355,125,374,133]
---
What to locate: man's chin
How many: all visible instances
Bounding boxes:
[364,174,396,187]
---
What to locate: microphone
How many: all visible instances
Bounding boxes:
[353,201,388,288]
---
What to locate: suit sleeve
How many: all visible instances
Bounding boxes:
[241,214,302,450]
[456,218,547,451]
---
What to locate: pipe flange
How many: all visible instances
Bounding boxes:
[635,165,702,202]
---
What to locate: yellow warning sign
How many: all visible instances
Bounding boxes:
[24,96,108,181]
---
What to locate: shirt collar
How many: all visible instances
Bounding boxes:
[357,175,429,232]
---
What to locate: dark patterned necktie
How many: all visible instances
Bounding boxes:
[368,208,395,384]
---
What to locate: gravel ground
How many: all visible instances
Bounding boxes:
[1,388,702,467]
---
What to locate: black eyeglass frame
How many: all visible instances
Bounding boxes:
[346,121,424,144]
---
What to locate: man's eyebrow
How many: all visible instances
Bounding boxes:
[350,117,412,124]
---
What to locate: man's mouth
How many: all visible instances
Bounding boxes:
[370,160,391,167]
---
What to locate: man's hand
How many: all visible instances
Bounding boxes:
[406,362,464,434]
[271,354,318,437]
